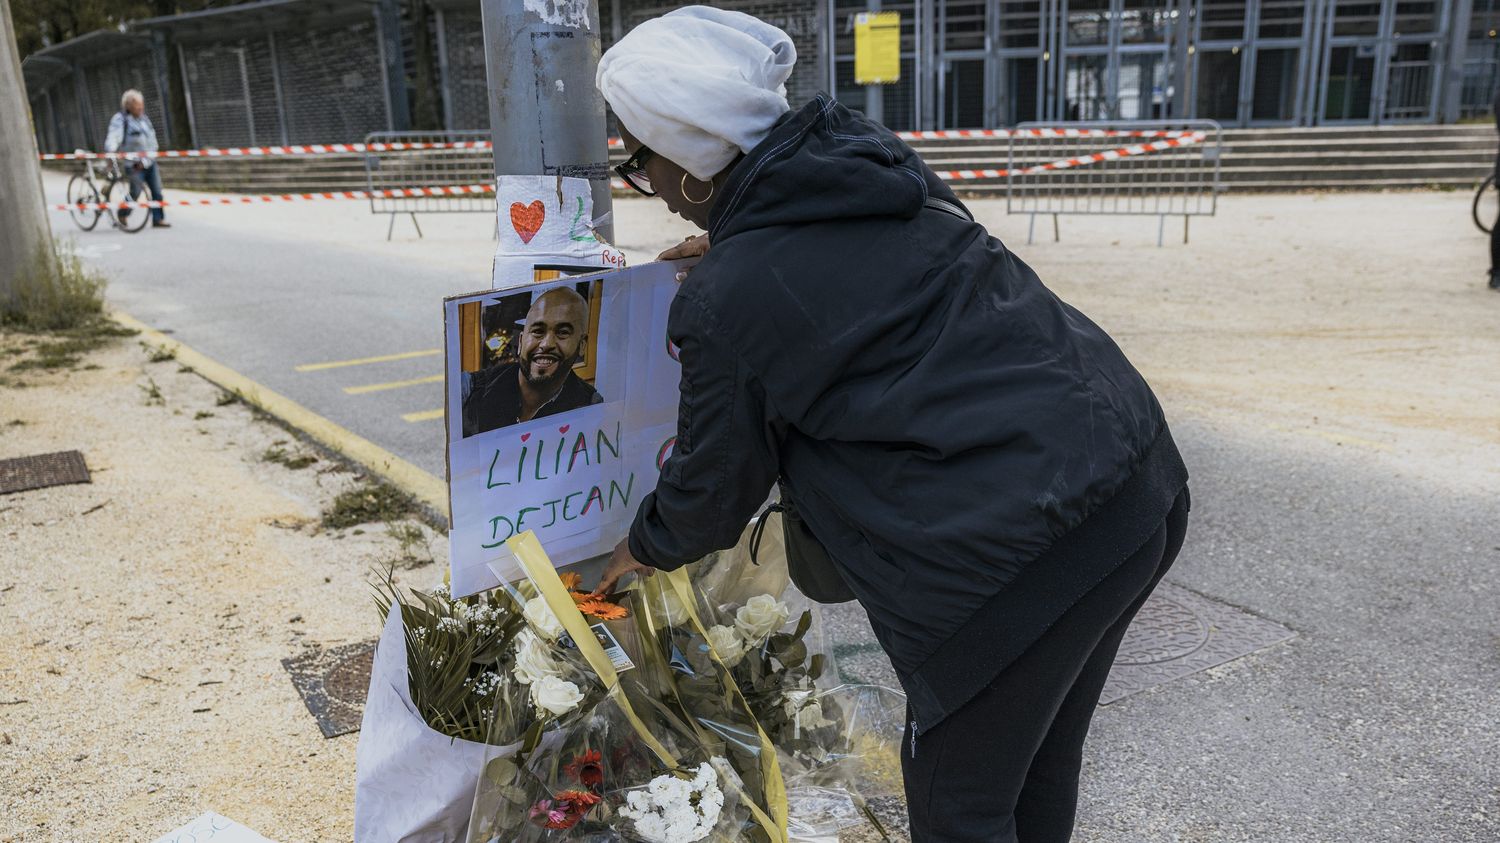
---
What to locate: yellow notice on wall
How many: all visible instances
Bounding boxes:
[854,10,901,84]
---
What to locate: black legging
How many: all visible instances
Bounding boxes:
[902,489,1190,843]
[1491,155,1500,278]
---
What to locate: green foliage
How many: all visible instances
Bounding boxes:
[12,1,219,58]
[261,445,318,470]
[371,570,529,743]
[139,376,164,406]
[2,241,107,332]
[322,480,415,529]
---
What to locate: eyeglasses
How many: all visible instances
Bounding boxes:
[614,146,656,197]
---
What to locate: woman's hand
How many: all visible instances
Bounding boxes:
[593,538,655,597]
[658,235,710,282]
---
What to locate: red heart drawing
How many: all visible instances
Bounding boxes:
[510,200,545,244]
[559,425,571,435]
[521,433,531,442]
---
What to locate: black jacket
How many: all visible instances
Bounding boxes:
[462,363,603,437]
[628,97,1187,731]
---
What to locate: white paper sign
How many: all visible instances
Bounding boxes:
[445,261,683,596]
[152,812,275,843]
[493,175,625,289]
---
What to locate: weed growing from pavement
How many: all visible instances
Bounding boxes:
[140,377,165,406]
[1,241,106,331]
[385,521,432,568]
[194,411,214,420]
[2,321,136,374]
[215,390,241,406]
[322,481,416,529]
[144,344,175,363]
[261,446,319,470]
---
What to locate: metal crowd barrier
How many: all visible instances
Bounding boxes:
[1006,120,1223,247]
[363,130,494,239]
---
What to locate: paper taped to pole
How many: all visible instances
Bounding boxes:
[492,174,625,289]
[444,260,686,596]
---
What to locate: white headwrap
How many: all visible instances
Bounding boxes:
[596,6,797,182]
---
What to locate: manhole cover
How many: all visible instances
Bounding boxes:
[1100,582,1294,704]
[0,450,90,495]
[282,640,376,738]
[1113,594,1210,666]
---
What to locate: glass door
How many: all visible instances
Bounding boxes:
[1322,44,1378,120]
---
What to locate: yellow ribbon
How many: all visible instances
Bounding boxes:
[661,567,789,842]
[506,532,677,768]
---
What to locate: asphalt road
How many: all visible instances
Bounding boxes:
[47,172,699,481]
[49,174,1500,840]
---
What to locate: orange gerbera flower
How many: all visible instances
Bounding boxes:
[565,750,604,787]
[575,597,629,621]
[556,789,602,808]
[559,571,583,591]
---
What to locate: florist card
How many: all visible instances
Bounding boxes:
[445,260,684,596]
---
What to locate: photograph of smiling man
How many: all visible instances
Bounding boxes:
[460,283,604,438]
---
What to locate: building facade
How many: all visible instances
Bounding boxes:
[22,0,1500,153]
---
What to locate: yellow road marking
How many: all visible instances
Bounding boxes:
[294,348,441,372]
[111,311,447,515]
[344,374,443,395]
[403,409,444,423]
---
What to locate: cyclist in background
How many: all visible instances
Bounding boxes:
[105,89,170,229]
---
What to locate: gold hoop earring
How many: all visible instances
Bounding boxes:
[681,174,715,205]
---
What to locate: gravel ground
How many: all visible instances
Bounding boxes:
[0,334,447,841]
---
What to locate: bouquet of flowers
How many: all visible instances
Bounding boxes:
[355,570,632,842]
[458,530,906,843]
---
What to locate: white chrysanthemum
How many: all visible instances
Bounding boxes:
[511,629,562,685]
[523,596,565,640]
[618,760,725,843]
[529,674,584,716]
[704,624,747,667]
[734,594,790,647]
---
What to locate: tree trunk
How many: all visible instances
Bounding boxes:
[0,0,54,306]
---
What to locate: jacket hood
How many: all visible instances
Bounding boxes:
[708,96,947,242]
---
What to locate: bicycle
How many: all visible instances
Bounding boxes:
[1472,172,1497,235]
[65,155,152,234]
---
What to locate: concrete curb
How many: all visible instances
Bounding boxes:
[111,309,449,521]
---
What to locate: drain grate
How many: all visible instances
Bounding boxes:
[0,450,90,496]
[282,640,377,738]
[1100,582,1294,704]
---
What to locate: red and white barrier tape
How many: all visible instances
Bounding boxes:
[932,131,1207,182]
[40,142,501,160]
[42,128,1199,161]
[50,184,494,211]
[49,134,1206,210]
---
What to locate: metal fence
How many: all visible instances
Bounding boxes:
[363,130,493,238]
[178,17,390,148]
[1006,120,1223,246]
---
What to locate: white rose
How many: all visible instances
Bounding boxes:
[705,624,747,667]
[784,689,832,731]
[523,596,565,640]
[530,674,584,716]
[511,629,562,685]
[734,594,790,647]
[651,586,689,626]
